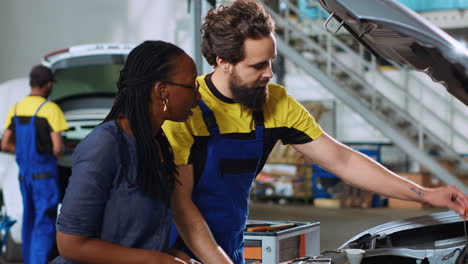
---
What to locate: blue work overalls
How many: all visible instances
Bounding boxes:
[172,100,264,264]
[14,100,60,264]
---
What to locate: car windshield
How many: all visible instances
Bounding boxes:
[49,63,122,101]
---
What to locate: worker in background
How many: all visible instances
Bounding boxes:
[1,65,69,264]
[162,1,468,263]
[53,41,202,264]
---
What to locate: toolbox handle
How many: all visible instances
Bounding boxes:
[246,223,296,232]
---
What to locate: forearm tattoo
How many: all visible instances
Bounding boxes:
[410,187,424,199]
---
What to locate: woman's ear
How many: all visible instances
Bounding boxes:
[154,81,168,99]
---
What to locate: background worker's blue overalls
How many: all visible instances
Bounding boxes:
[14,100,60,264]
[171,100,264,264]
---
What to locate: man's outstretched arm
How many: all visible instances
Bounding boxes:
[293,132,468,216]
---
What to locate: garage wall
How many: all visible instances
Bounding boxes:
[0,0,195,83]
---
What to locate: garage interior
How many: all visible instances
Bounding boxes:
[0,0,467,264]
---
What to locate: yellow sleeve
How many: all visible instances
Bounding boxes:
[46,103,69,132]
[162,120,195,165]
[268,85,323,142]
[3,106,14,130]
[286,94,323,140]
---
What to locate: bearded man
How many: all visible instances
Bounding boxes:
[162,1,468,264]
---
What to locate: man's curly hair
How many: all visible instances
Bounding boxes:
[201,0,275,66]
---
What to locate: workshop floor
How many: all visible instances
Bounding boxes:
[248,201,445,251]
[1,202,445,263]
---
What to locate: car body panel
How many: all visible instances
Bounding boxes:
[286,211,467,263]
[314,211,467,264]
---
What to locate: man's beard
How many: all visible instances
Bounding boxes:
[228,70,269,111]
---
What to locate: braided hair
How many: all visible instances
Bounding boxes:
[104,40,183,207]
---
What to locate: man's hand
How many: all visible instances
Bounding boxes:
[423,185,468,217]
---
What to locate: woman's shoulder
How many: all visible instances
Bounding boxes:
[75,121,120,154]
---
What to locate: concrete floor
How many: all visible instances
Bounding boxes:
[248,201,445,251]
[1,202,445,263]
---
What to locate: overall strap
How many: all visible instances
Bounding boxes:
[253,111,264,127]
[13,104,18,117]
[197,99,219,134]
[252,111,265,169]
[33,100,49,117]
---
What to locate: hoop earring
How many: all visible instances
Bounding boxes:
[163,98,168,112]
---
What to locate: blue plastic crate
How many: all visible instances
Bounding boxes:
[298,0,329,19]
[397,0,468,12]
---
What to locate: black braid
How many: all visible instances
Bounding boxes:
[104,40,182,207]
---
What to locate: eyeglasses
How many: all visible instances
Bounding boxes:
[164,81,199,92]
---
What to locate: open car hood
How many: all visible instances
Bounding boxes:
[317,0,468,106]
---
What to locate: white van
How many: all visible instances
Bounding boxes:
[0,43,134,261]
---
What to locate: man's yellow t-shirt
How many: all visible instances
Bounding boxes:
[162,73,323,182]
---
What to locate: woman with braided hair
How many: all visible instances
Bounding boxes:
[52,40,200,264]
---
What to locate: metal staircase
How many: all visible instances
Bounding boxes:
[261,0,468,191]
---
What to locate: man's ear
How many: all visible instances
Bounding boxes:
[216,57,232,73]
[43,81,53,90]
[44,81,53,93]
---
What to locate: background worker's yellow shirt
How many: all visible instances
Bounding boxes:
[4,96,69,155]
